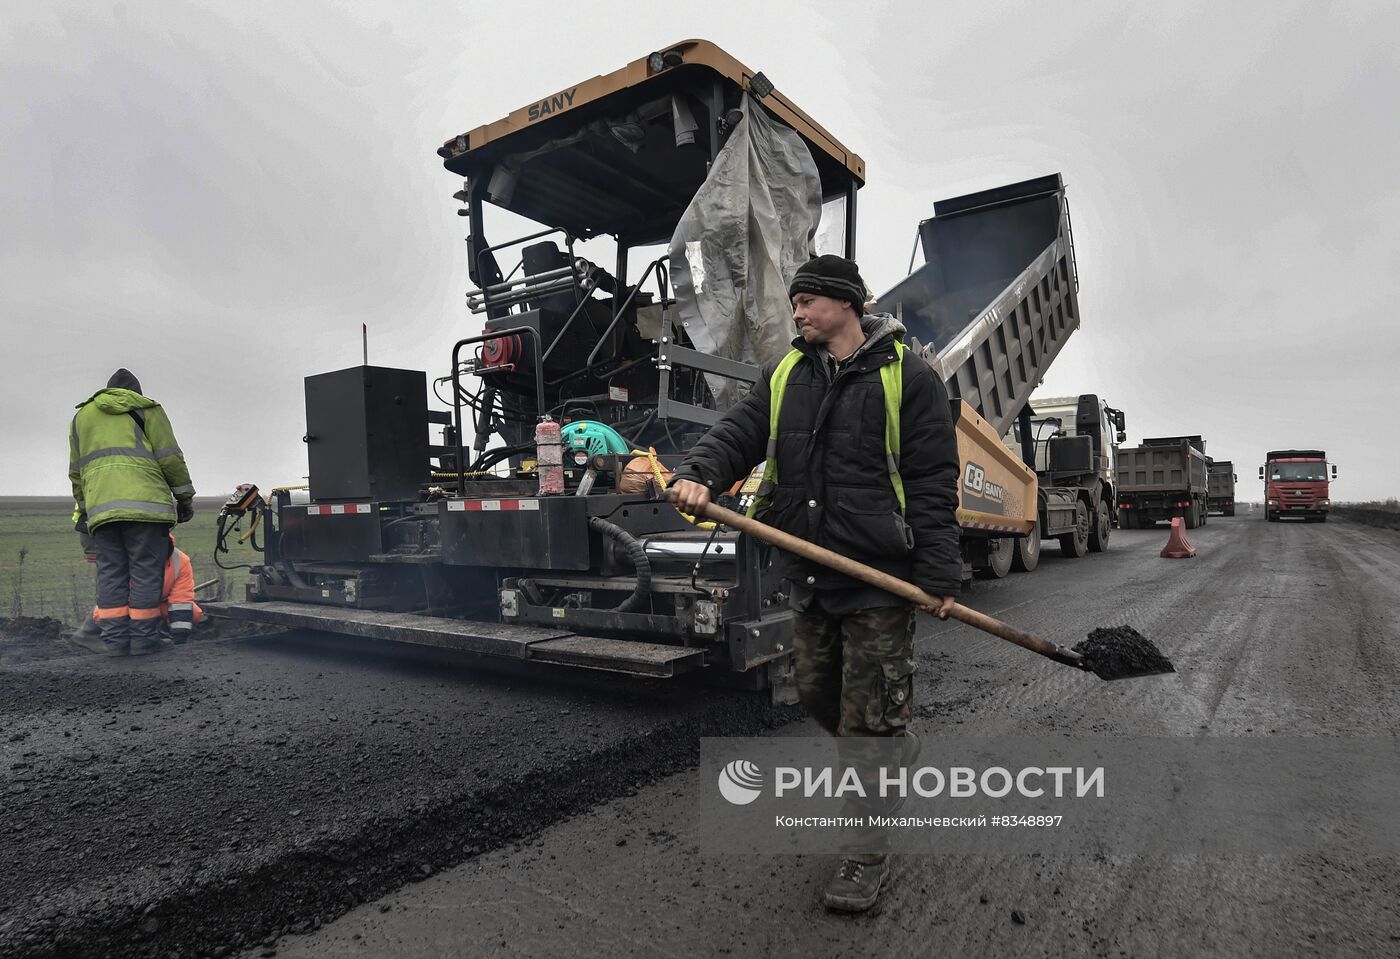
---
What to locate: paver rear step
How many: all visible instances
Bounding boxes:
[202,601,706,677]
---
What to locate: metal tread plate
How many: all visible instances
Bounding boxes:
[525,635,706,677]
[203,601,705,677]
[203,601,573,659]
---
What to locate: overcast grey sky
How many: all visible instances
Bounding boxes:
[3,0,1397,500]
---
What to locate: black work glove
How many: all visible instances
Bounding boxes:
[74,514,89,535]
[176,500,195,524]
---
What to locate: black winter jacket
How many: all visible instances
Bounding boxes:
[672,313,962,601]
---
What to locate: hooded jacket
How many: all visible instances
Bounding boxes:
[69,388,194,530]
[673,313,962,603]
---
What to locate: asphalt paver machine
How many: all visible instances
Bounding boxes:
[207,41,1081,695]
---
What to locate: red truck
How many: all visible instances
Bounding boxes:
[1261,450,1336,522]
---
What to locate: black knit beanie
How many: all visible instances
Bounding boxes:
[787,254,867,314]
[107,369,142,394]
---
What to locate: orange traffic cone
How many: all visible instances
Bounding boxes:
[1160,516,1196,559]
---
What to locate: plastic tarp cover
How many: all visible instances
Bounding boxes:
[668,94,822,409]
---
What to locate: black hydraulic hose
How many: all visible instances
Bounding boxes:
[278,560,309,589]
[214,512,254,571]
[214,509,266,570]
[588,516,652,613]
[468,443,533,474]
[690,520,723,595]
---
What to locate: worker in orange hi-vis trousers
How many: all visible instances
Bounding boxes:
[68,369,195,656]
[158,535,203,643]
[76,533,205,647]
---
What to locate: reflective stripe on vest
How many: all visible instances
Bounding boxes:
[86,498,177,520]
[880,344,906,512]
[74,446,156,469]
[748,341,906,518]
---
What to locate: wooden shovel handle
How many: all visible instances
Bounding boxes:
[690,499,1088,672]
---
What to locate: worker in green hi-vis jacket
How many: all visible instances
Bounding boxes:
[68,369,195,656]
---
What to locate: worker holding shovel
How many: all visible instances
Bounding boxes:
[670,254,963,913]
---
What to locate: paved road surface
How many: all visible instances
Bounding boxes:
[4,513,1398,957]
[0,631,787,957]
[276,514,1400,958]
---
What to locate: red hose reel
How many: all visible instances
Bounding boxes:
[480,333,522,373]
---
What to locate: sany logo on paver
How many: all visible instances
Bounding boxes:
[717,760,764,805]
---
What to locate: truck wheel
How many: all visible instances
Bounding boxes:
[1059,502,1090,558]
[1225,507,1235,517]
[1117,508,1133,530]
[1266,511,1277,522]
[977,537,1014,579]
[1184,503,1199,530]
[1200,501,1208,526]
[1088,500,1111,553]
[1318,514,1328,523]
[1011,521,1041,572]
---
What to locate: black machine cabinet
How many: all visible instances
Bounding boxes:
[277,505,383,562]
[305,366,429,503]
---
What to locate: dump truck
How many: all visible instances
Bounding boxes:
[1116,436,1210,529]
[1207,459,1237,516]
[997,393,1127,571]
[1261,450,1335,522]
[204,40,1085,692]
[874,174,1087,577]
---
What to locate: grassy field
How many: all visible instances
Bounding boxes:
[0,497,261,625]
[1334,500,1400,531]
[1345,499,1400,512]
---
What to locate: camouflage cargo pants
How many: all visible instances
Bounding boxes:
[793,605,917,857]
[792,605,916,738]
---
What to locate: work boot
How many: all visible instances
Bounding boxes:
[86,617,131,656]
[129,613,167,655]
[96,611,133,656]
[68,624,114,655]
[129,637,170,656]
[823,855,889,913]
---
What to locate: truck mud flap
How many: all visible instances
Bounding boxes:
[202,601,706,678]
